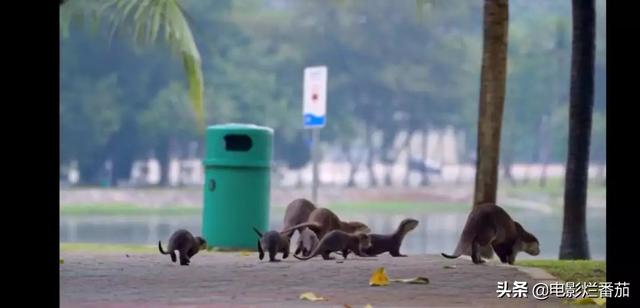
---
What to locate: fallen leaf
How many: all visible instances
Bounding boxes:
[364,305,373,308]
[564,297,606,306]
[390,277,430,284]
[239,251,252,256]
[443,265,456,269]
[369,267,389,286]
[563,297,607,306]
[125,254,130,258]
[299,292,327,301]
[343,305,352,308]
[59,259,64,264]
[592,298,606,306]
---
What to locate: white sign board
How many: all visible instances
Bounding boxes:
[303,66,327,128]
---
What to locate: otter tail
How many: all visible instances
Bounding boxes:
[441,252,460,259]
[280,222,322,236]
[158,241,169,255]
[293,253,316,261]
[293,232,328,261]
[252,227,263,238]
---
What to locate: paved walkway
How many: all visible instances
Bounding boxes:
[60,252,568,307]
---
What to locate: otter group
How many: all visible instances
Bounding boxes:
[268,198,420,261]
[158,199,539,266]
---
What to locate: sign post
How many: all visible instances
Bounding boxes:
[303,66,327,204]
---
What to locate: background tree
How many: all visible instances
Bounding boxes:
[559,0,596,260]
[452,0,509,256]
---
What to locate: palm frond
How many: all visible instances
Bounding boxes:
[61,0,206,131]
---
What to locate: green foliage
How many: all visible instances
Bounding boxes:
[138,81,197,147]
[61,0,205,131]
[60,74,123,169]
[60,0,607,183]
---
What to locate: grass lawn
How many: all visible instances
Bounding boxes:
[516,260,606,282]
[60,243,157,254]
[500,179,606,203]
[60,203,200,216]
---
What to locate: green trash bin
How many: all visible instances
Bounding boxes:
[202,123,273,250]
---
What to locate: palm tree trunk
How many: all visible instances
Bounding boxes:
[453,0,509,256]
[559,0,595,260]
[472,0,509,205]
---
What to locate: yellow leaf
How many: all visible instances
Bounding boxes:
[59,259,64,264]
[443,265,456,269]
[239,251,252,256]
[364,305,373,308]
[566,297,606,306]
[369,267,389,286]
[390,277,430,284]
[592,298,606,306]
[299,292,327,301]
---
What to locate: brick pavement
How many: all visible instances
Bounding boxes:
[60,252,567,307]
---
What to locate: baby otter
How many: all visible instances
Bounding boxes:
[362,218,419,257]
[158,229,207,266]
[293,228,319,257]
[253,227,290,262]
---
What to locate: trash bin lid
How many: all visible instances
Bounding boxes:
[203,123,273,168]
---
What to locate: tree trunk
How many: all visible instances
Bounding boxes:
[344,144,361,188]
[157,138,171,187]
[502,150,516,185]
[539,115,551,187]
[365,124,379,187]
[420,126,431,186]
[296,172,304,188]
[453,0,509,256]
[559,0,595,260]
[384,130,415,187]
[473,0,509,205]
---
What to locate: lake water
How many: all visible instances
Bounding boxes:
[60,208,605,260]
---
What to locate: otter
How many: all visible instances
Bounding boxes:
[361,218,419,257]
[293,228,320,257]
[441,203,540,264]
[281,198,317,238]
[281,198,318,256]
[253,227,290,262]
[293,230,372,261]
[158,229,207,266]
[281,208,370,241]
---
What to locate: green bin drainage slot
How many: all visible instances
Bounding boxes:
[208,179,216,191]
[224,134,252,151]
